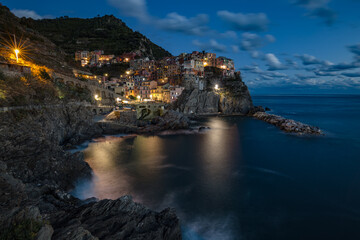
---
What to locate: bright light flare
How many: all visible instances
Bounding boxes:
[0,34,31,64]
[14,49,19,63]
[215,84,219,90]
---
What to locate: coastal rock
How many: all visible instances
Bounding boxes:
[99,110,190,134]
[253,112,323,135]
[174,76,253,115]
[36,224,54,240]
[51,196,181,240]
[0,104,182,239]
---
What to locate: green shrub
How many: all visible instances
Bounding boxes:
[0,219,43,240]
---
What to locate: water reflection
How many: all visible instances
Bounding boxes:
[198,118,240,198]
[75,96,360,239]
[84,135,167,202]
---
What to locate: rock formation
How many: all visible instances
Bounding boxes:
[253,112,323,135]
[173,74,253,115]
[0,104,181,239]
[99,110,190,134]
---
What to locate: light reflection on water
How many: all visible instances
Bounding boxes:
[197,118,240,199]
[74,95,360,239]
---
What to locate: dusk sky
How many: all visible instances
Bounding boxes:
[5,0,360,94]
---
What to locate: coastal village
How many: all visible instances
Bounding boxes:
[74,50,237,104]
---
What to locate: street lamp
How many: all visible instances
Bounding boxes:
[215,84,219,90]
[14,49,19,63]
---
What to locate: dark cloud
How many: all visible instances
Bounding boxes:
[296,54,332,66]
[321,62,360,72]
[236,33,276,58]
[193,39,227,52]
[240,33,263,51]
[292,0,337,26]
[348,44,360,61]
[341,72,360,77]
[307,7,336,26]
[217,11,269,31]
[240,65,288,81]
[295,73,318,80]
[314,70,337,76]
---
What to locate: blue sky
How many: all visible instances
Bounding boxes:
[5,0,360,94]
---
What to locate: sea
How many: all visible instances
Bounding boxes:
[72,95,360,240]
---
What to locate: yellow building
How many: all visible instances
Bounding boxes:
[151,86,163,102]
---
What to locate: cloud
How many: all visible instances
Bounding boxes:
[237,33,275,59]
[293,0,330,9]
[217,11,269,31]
[295,73,319,80]
[292,0,337,26]
[341,72,360,77]
[193,39,227,52]
[231,45,240,53]
[265,34,276,43]
[313,70,337,76]
[264,53,287,70]
[306,7,336,25]
[108,0,149,21]
[156,13,209,36]
[240,65,288,81]
[219,31,238,39]
[348,44,360,61]
[296,54,332,65]
[240,33,263,51]
[321,62,360,72]
[109,0,209,36]
[11,9,45,19]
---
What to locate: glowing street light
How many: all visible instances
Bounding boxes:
[137,95,141,101]
[14,49,20,63]
[214,84,219,90]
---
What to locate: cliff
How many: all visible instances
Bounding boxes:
[174,74,254,115]
[0,105,181,239]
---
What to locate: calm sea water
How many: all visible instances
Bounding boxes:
[74,95,360,240]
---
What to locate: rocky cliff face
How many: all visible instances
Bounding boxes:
[0,105,181,239]
[174,75,253,115]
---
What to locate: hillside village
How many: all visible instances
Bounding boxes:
[74,50,237,103]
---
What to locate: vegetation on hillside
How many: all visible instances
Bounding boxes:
[22,15,172,60]
[0,70,91,107]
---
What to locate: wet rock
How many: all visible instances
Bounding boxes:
[248,106,265,115]
[253,112,323,135]
[51,196,181,240]
[36,224,54,240]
